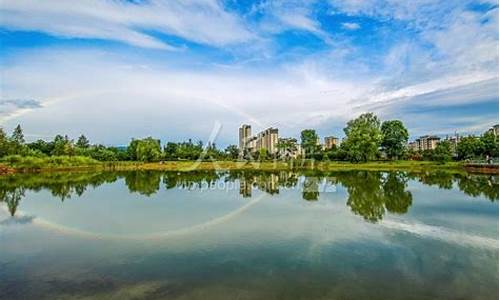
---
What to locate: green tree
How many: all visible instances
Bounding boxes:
[480,131,499,158]
[107,146,129,161]
[342,113,382,162]
[50,135,74,156]
[325,145,340,160]
[127,139,140,160]
[206,142,223,160]
[10,124,25,154]
[224,145,239,160]
[52,135,69,155]
[28,139,53,155]
[258,148,269,161]
[134,137,162,162]
[76,134,90,149]
[300,129,320,159]
[163,142,178,160]
[0,128,10,157]
[87,145,119,161]
[11,124,25,145]
[431,141,453,162]
[457,136,482,160]
[381,120,409,160]
[175,140,203,160]
[277,138,299,160]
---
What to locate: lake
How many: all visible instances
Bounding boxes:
[0,170,498,300]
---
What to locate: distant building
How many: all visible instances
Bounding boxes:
[418,135,441,151]
[409,135,441,151]
[239,124,251,152]
[323,136,338,150]
[408,141,419,151]
[238,125,279,155]
[246,136,258,153]
[488,124,499,136]
[257,127,279,154]
[445,134,461,155]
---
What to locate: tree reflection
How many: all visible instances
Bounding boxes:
[302,177,320,201]
[0,187,25,216]
[0,172,119,202]
[383,172,413,214]
[124,171,161,196]
[457,174,499,201]
[339,171,386,222]
[413,171,454,189]
[0,170,496,220]
[337,171,413,222]
[50,183,73,202]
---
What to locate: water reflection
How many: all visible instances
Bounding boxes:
[0,187,24,216]
[0,170,497,222]
[337,172,412,222]
[125,170,162,196]
[302,176,320,201]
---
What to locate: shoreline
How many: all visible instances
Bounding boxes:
[0,160,497,175]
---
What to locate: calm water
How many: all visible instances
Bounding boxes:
[0,170,498,300]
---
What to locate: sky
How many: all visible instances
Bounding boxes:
[0,0,498,146]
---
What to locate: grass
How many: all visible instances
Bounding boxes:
[0,155,477,174]
[0,155,101,170]
[123,160,466,172]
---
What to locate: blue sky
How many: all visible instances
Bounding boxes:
[0,0,498,146]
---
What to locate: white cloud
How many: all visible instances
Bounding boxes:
[0,0,254,49]
[344,2,499,120]
[0,48,368,144]
[0,99,42,119]
[3,39,496,145]
[250,0,330,41]
[329,0,455,23]
[341,22,360,30]
[0,0,497,143]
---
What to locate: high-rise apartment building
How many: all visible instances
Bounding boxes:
[238,125,279,154]
[239,124,251,152]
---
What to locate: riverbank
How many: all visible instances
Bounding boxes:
[0,157,494,175]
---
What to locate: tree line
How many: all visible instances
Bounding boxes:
[297,113,498,163]
[0,125,240,162]
[0,112,497,163]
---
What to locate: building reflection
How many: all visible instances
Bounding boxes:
[236,172,300,197]
[239,180,252,198]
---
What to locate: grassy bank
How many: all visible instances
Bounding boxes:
[119,160,468,172]
[0,155,484,174]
